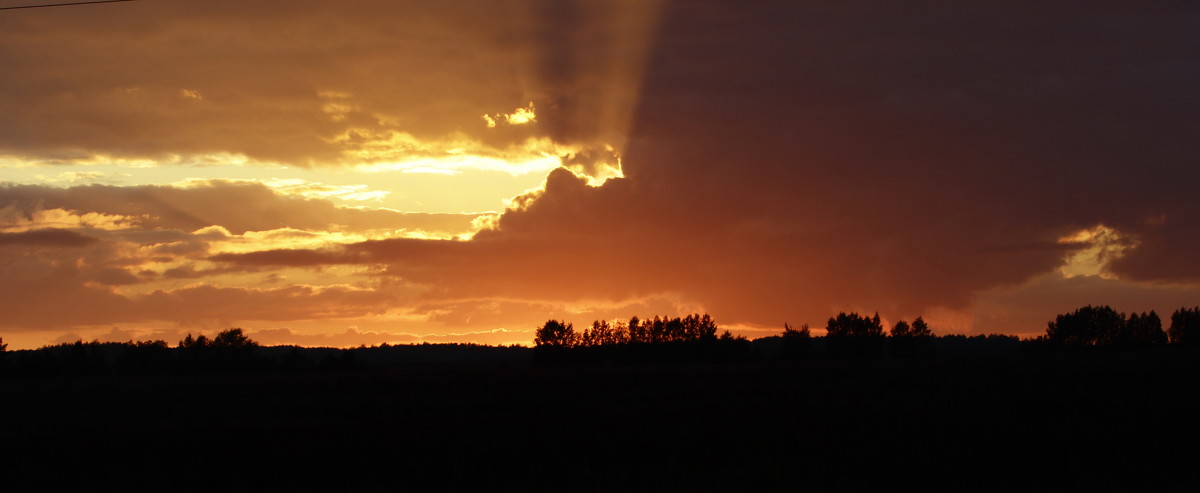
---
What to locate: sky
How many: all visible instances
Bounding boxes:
[2,0,1199,349]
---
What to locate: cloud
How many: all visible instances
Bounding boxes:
[482,102,538,128]
[0,229,98,247]
[209,2,1200,334]
[208,248,361,267]
[0,182,479,236]
[1106,206,1200,282]
[0,0,655,177]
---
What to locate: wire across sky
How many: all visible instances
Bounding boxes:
[0,0,136,11]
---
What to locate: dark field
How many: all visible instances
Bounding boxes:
[3,351,1199,491]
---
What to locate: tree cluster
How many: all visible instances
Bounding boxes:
[1169,307,1200,346]
[533,314,749,363]
[0,328,270,376]
[1044,305,1173,347]
[816,312,934,357]
[535,314,727,348]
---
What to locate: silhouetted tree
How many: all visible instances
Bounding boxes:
[889,316,933,357]
[212,328,257,350]
[683,313,719,341]
[611,320,630,344]
[1123,311,1167,346]
[825,312,885,357]
[1169,307,1200,346]
[891,317,932,338]
[647,316,668,343]
[177,329,262,371]
[582,320,627,347]
[534,320,577,348]
[1046,305,1125,346]
[179,333,211,349]
[780,323,811,360]
[628,316,647,344]
[912,317,931,337]
[826,312,884,338]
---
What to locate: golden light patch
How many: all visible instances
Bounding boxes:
[192,225,233,237]
[482,102,537,127]
[31,171,110,185]
[346,134,565,176]
[180,178,391,203]
[1058,224,1134,278]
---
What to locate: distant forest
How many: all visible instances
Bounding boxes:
[0,304,1197,376]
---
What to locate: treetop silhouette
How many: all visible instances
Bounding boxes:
[1045,305,1167,347]
[825,312,884,338]
[1169,307,1200,346]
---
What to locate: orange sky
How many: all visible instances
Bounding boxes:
[2,1,1199,349]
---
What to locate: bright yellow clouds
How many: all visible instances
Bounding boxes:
[1057,225,1133,279]
[482,102,538,128]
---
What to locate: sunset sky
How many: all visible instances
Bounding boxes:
[2,1,1198,349]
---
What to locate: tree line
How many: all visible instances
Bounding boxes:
[0,329,534,377]
[1,304,1197,375]
[535,314,732,347]
[533,305,1200,361]
[1041,305,1199,347]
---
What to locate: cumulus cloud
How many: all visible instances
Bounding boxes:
[208,1,1200,335]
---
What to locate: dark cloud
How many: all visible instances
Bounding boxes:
[87,267,143,286]
[235,1,1198,329]
[0,229,97,247]
[1107,203,1200,282]
[161,264,257,280]
[208,248,361,267]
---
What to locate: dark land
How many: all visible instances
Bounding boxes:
[2,340,1199,491]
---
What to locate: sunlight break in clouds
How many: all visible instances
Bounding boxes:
[0,0,670,348]
[1057,225,1134,279]
[9,1,1195,351]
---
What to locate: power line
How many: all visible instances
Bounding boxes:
[0,0,136,11]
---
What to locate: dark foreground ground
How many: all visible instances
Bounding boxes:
[2,351,1199,491]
